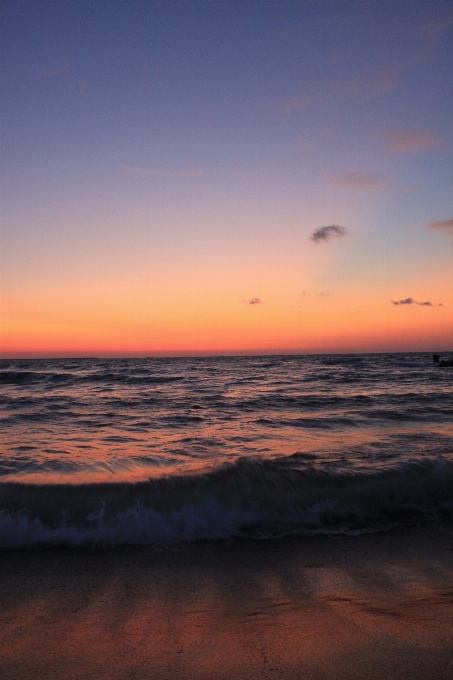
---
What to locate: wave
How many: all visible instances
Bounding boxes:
[319,355,365,366]
[1,457,452,549]
[0,369,184,387]
[0,371,59,386]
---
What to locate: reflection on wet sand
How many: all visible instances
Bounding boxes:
[1,527,453,679]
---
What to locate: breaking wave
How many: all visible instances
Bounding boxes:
[1,456,452,549]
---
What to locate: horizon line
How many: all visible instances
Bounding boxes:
[1,348,451,360]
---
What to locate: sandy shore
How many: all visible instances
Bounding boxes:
[1,525,453,679]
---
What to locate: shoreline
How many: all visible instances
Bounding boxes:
[1,524,453,679]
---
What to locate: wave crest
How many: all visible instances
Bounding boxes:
[1,457,452,549]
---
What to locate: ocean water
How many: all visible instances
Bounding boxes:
[1,353,452,548]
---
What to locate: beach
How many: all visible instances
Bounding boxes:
[1,356,452,677]
[1,525,453,680]
[2,0,453,674]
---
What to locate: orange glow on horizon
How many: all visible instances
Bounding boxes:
[2,253,452,357]
[2,302,452,356]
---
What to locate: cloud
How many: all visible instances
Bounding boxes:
[232,170,262,179]
[376,127,439,153]
[296,139,316,150]
[414,11,453,50]
[36,65,70,80]
[328,172,387,192]
[428,219,453,235]
[311,225,347,243]
[277,8,453,115]
[277,64,402,113]
[124,166,203,177]
[391,297,442,307]
[248,298,262,305]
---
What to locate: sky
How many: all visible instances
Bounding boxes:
[1,0,452,357]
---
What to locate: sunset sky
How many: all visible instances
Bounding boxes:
[1,0,452,356]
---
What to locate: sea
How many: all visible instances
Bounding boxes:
[1,353,452,549]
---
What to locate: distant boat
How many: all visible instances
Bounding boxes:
[433,355,453,367]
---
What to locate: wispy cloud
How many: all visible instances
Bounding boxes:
[277,65,402,113]
[232,170,263,179]
[414,11,453,49]
[428,219,453,235]
[296,139,316,150]
[248,298,262,305]
[391,297,442,307]
[124,166,203,178]
[328,172,387,192]
[36,65,70,80]
[376,127,439,153]
[311,225,347,243]
[277,8,453,115]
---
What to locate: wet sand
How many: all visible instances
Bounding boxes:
[1,525,453,679]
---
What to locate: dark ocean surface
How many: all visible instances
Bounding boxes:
[1,353,452,548]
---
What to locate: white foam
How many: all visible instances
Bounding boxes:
[1,457,453,549]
